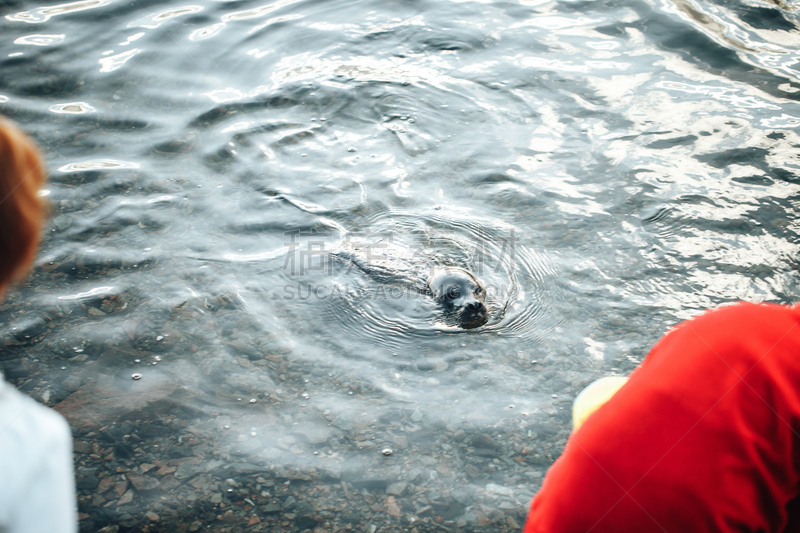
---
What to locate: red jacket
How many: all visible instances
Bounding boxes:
[524,302,800,533]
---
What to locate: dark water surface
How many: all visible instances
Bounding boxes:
[3,0,800,530]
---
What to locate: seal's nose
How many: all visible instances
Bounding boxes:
[466,301,485,313]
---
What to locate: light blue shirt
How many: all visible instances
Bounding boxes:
[0,375,76,533]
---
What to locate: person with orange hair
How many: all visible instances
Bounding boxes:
[524,301,800,532]
[0,117,48,294]
[0,117,77,533]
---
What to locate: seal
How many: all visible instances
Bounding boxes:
[335,238,490,329]
[428,267,488,329]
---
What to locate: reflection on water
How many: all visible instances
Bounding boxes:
[48,101,96,114]
[5,0,111,24]
[3,0,800,529]
[58,159,140,171]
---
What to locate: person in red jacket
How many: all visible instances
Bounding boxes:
[524,302,800,533]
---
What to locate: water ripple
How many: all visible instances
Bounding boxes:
[49,102,96,114]
[6,0,111,24]
[58,159,140,172]
[14,34,66,46]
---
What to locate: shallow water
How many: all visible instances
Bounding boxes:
[3,0,800,530]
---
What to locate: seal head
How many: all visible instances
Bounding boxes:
[428,267,488,329]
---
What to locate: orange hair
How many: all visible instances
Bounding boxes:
[0,117,47,294]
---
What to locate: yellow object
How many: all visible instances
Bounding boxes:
[572,376,629,431]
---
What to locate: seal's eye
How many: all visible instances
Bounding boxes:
[445,286,460,300]
[474,286,482,295]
